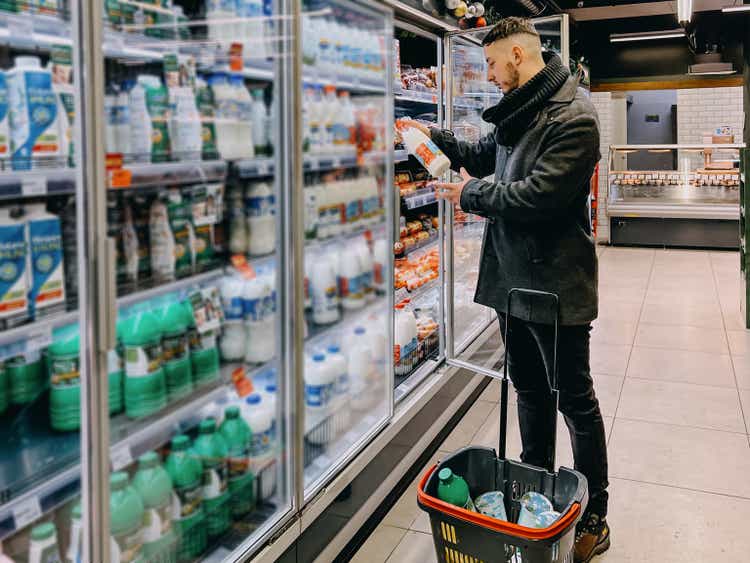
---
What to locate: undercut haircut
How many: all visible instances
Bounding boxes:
[481,17,540,46]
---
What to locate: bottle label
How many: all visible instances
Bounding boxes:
[246,194,275,218]
[162,332,188,364]
[332,123,350,146]
[250,426,272,458]
[345,199,361,224]
[338,273,362,300]
[111,527,143,563]
[244,295,263,322]
[394,337,417,366]
[312,282,337,316]
[335,372,350,394]
[223,295,244,320]
[172,480,202,519]
[305,381,333,408]
[50,354,80,388]
[227,445,251,479]
[414,139,444,169]
[125,341,163,377]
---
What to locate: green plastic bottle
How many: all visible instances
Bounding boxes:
[107,318,126,416]
[159,300,193,401]
[48,325,81,432]
[185,301,220,385]
[219,406,255,518]
[437,468,476,511]
[192,418,230,538]
[122,309,167,418]
[110,472,146,563]
[0,361,8,415]
[132,451,177,562]
[165,434,206,560]
[8,350,44,405]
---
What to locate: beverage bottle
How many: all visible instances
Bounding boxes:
[227,185,249,256]
[347,327,375,411]
[308,86,324,153]
[304,353,335,415]
[242,393,276,499]
[109,472,146,563]
[131,451,177,561]
[209,72,233,160]
[338,244,364,310]
[207,0,233,47]
[28,522,61,563]
[321,85,338,153]
[327,344,351,433]
[239,0,265,58]
[192,418,231,539]
[220,275,246,361]
[437,468,475,511]
[394,304,418,376]
[114,88,131,157]
[400,125,452,177]
[105,91,118,154]
[219,406,255,518]
[245,181,276,256]
[121,308,167,418]
[47,324,81,431]
[250,89,268,155]
[66,502,82,563]
[165,435,206,560]
[341,179,362,231]
[310,252,340,325]
[355,238,375,303]
[230,74,256,159]
[243,275,274,364]
[301,86,313,153]
[159,299,193,401]
[373,238,387,295]
[337,90,356,151]
[260,383,278,442]
[169,86,202,162]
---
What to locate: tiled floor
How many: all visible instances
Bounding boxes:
[351,246,750,563]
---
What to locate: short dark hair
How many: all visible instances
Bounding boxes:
[481,17,540,46]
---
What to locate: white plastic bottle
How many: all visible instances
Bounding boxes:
[321,85,338,153]
[227,185,248,254]
[327,344,350,399]
[356,238,375,303]
[114,88,131,156]
[230,74,256,159]
[169,86,202,162]
[373,238,387,295]
[401,126,452,177]
[339,243,364,310]
[304,353,335,431]
[243,276,273,364]
[336,90,356,151]
[310,252,340,325]
[347,327,375,411]
[362,176,380,225]
[207,0,235,47]
[210,73,236,160]
[243,392,276,499]
[128,78,153,163]
[307,86,324,154]
[104,92,118,154]
[394,304,418,376]
[220,276,246,361]
[240,0,266,59]
[245,181,276,256]
[28,522,62,563]
[250,89,269,155]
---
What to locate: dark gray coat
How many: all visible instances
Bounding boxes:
[432,76,599,325]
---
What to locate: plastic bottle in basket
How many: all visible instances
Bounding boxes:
[131,451,177,561]
[220,275,246,361]
[400,125,451,177]
[243,393,276,501]
[517,492,553,528]
[310,251,340,325]
[347,327,376,411]
[437,468,476,511]
[109,472,145,563]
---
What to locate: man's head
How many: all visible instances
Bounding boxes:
[482,17,545,94]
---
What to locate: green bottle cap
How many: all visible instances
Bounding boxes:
[138,451,160,469]
[171,434,190,451]
[31,522,56,541]
[438,468,453,482]
[199,418,216,433]
[160,300,188,332]
[48,325,80,356]
[110,471,129,490]
[225,406,240,419]
[121,310,162,346]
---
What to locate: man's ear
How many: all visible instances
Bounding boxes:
[512,44,524,66]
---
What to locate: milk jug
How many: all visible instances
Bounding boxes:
[130,75,171,163]
[347,327,375,410]
[66,503,82,563]
[7,56,60,170]
[169,86,202,162]
[219,275,246,361]
[310,252,339,325]
[338,244,364,310]
[230,74,255,159]
[26,204,65,319]
[401,125,451,177]
[245,181,275,256]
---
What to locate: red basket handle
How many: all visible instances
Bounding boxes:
[417,464,581,541]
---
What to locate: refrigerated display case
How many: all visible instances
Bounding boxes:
[607,144,743,248]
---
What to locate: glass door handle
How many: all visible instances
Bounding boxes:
[98,236,117,353]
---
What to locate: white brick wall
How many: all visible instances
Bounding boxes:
[677,87,744,144]
[591,92,612,243]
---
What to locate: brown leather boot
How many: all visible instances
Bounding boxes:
[574,513,610,563]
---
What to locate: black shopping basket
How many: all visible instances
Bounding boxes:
[417,289,589,563]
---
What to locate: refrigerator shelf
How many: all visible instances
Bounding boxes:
[107,159,228,189]
[0,168,76,200]
[235,150,392,179]
[0,360,272,540]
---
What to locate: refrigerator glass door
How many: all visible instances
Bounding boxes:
[300,0,394,499]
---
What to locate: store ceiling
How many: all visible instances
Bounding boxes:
[560,0,732,20]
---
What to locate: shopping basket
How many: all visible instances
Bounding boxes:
[417,289,588,563]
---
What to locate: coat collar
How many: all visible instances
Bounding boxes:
[548,75,578,103]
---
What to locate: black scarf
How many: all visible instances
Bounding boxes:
[482,52,570,146]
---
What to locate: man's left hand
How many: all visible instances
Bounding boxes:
[434,167,474,207]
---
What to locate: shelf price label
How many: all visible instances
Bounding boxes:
[110,444,133,471]
[21,175,46,197]
[13,495,42,530]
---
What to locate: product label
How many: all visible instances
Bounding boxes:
[0,222,28,317]
[162,332,188,364]
[172,480,202,519]
[305,381,334,408]
[223,295,244,320]
[142,500,173,543]
[338,273,363,300]
[227,444,251,480]
[250,426,272,458]
[0,73,9,154]
[332,123,351,147]
[29,216,65,312]
[111,527,144,563]
[193,223,215,268]
[245,194,275,218]
[189,287,223,334]
[373,261,384,286]
[311,281,338,317]
[201,463,229,499]
[414,140,443,169]
[243,294,263,322]
[125,341,163,377]
[50,353,80,388]
[168,199,192,276]
[9,68,59,170]
[345,199,361,225]
[394,337,417,365]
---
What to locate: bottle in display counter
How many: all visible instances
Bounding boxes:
[242,274,275,364]
[131,452,177,561]
[244,181,276,257]
[321,85,339,154]
[310,250,340,325]
[346,327,375,411]
[7,56,61,171]
[0,207,30,328]
[8,349,44,405]
[250,89,269,156]
[121,306,167,419]
[168,85,202,162]
[158,298,193,401]
[260,382,278,443]
[28,522,61,563]
[47,324,80,432]
[192,418,231,539]
[49,45,74,166]
[25,204,65,319]
[66,502,82,563]
[194,77,218,161]
[356,237,375,303]
[338,243,364,311]
[206,0,234,46]
[183,299,220,385]
[303,175,318,240]
[219,275,246,361]
[335,90,356,152]
[242,393,276,500]
[305,86,325,154]
[165,435,207,560]
[208,73,233,160]
[109,472,146,563]
[150,190,193,283]
[219,406,255,518]
[394,304,418,376]
[304,353,336,445]
[109,320,125,415]
[239,0,266,58]
[326,344,351,434]
[230,74,256,158]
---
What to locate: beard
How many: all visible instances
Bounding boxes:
[503,62,520,94]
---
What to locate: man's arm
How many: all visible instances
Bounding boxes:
[458,114,599,222]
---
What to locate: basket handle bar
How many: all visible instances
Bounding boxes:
[499,288,560,472]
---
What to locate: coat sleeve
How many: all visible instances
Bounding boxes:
[430,128,497,179]
[458,114,599,223]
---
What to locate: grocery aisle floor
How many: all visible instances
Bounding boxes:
[351,246,750,562]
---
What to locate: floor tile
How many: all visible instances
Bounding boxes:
[597,284,646,305]
[410,509,431,534]
[478,378,500,403]
[727,330,750,356]
[594,300,642,325]
[644,288,719,307]
[740,390,750,431]
[592,373,624,418]
[386,530,438,563]
[603,478,750,563]
[626,347,735,388]
[634,324,728,354]
[440,399,495,451]
[617,378,745,433]
[608,418,750,498]
[647,275,716,293]
[638,302,723,329]
[733,355,750,390]
[721,306,747,331]
[591,320,637,346]
[589,343,631,376]
[351,525,407,563]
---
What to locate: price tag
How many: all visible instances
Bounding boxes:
[109,168,132,189]
[13,496,42,530]
[111,444,133,471]
[21,175,46,197]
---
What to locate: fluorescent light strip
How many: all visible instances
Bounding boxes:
[610,30,685,42]
[678,0,692,22]
[722,4,750,11]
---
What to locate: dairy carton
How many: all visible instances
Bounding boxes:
[0,72,9,160]
[50,45,75,166]
[0,208,29,327]
[26,203,65,318]
[8,56,61,170]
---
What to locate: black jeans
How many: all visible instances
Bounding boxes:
[498,313,609,517]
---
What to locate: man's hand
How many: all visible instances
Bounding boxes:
[396,118,431,137]
[434,167,474,206]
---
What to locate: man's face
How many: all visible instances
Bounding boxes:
[484,40,521,95]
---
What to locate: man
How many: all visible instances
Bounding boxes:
[401,17,609,562]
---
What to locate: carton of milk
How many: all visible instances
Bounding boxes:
[26,203,66,318]
[0,72,9,159]
[0,208,30,327]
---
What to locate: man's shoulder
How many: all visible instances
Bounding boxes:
[547,89,599,128]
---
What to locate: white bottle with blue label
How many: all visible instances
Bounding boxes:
[243,392,277,499]
[305,353,335,413]
[219,275,245,361]
[245,181,276,257]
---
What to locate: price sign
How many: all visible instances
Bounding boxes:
[110,443,133,471]
[109,168,133,188]
[21,175,46,197]
[13,496,42,530]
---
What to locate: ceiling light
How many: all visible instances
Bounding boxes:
[678,0,692,22]
[722,4,750,11]
[609,29,686,43]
